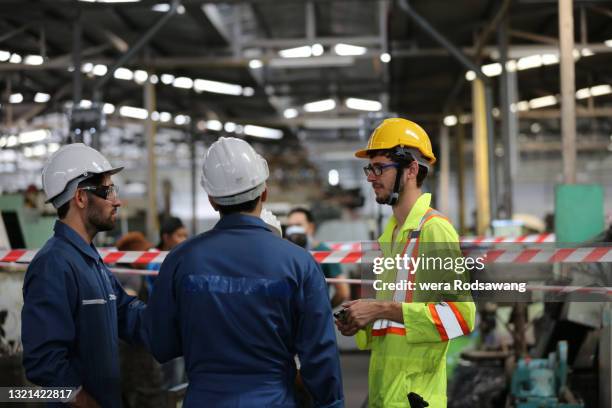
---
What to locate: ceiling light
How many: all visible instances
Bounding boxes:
[149,74,159,84]
[334,43,367,56]
[206,120,223,131]
[48,143,60,153]
[481,62,502,77]
[528,95,557,109]
[79,99,92,108]
[575,88,591,99]
[505,60,517,72]
[279,45,312,59]
[590,84,612,96]
[9,93,23,104]
[380,53,391,63]
[443,115,458,126]
[152,3,170,11]
[303,98,336,112]
[160,74,175,85]
[580,48,594,57]
[244,125,283,139]
[242,87,255,97]
[34,93,50,103]
[328,169,339,186]
[173,76,193,89]
[92,64,108,76]
[345,97,382,112]
[283,108,298,119]
[605,39,612,47]
[517,54,542,70]
[24,55,44,65]
[133,70,148,84]
[249,59,263,69]
[465,70,476,81]
[311,44,324,57]
[9,53,22,64]
[119,106,148,120]
[113,67,133,80]
[516,101,530,112]
[19,129,50,144]
[174,114,190,125]
[541,54,559,65]
[103,103,115,114]
[193,78,242,95]
[224,122,236,132]
[6,135,18,147]
[159,112,172,122]
[79,0,142,3]
[0,50,10,61]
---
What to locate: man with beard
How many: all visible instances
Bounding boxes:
[22,143,149,408]
[335,118,475,407]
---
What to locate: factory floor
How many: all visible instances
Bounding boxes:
[339,352,370,408]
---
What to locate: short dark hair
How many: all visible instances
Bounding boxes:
[159,216,184,238]
[55,173,107,219]
[367,149,428,188]
[217,196,261,216]
[288,207,314,224]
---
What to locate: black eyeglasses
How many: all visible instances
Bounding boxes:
[79,185,119,201]
[363,163,399,177]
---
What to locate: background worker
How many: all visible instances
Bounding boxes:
[21,143,150,408]
[335,118,475,407]
[287,207,350,308]
[147,137,344,407]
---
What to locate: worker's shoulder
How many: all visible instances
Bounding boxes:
[422,210,459,241]
[26,237,77,278]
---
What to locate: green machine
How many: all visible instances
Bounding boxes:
[0,194,55,249]
[555,184,605,243]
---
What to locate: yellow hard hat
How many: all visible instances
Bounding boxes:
[354,118,436,165]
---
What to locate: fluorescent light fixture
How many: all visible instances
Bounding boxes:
[133,70,148,84]
[48,143,60,153]
[506,60,517,72]
[283,108,298,119]
[304,98,336,113]
[9,93,23,104]
[517,54,542,70]
[572,49,581,60]
[224,122,236,132]
[151,111,160,121]
[541,54,559,65]
[516,101,530,112]
[173,76,193,89]
[334,43,367,56]
[576,88,591,99]
[242,87,255,97]
[103,103,115,114]
[160,74,175,85]
[152,3,170,12]
[605,39,612,48]
[114,67,133,80]
[443,115,458,126]
[311,44,324,57]
[268,56,354,69]
[79,0,142,3]
[380,53,391,63]
[279,45,312,58]
[244,125,283,140]
[580,48,594,57]
[149,74,159,84]
[9,53,22,64]
[174,114,190,125]
[249,59,263,69]
[19,129,50,144]
[481,62,502,77]
[7,135,18,147]
[119,106,148,120]
[159,112,172,122]
[465,70,476,81]
[590,84,612,96]
[193,79,242,95]
[0,50,10,61]
[81,62,94,73]
[345,97,382,112]
[79,99,92,108]
[92,64,108,76]
[328,169,339,186]
[34,92,50,103]
[528,95,557,109]
[0,137,6,148]
[24,55,44,65]
[206,120,223,131]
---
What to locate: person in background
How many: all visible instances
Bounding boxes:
[287,207,350,308]
[115,232,165,408]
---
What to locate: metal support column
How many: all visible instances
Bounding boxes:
[144,77,159,241]
[473,79,491,235]
[456,115,466,233]
[484,85,497,218]
[437,125,450,215]
[559,0,577,184]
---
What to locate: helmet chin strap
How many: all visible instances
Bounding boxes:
[386,166,404,206]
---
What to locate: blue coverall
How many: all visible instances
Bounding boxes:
[21,221,149,407]
[147,213,344,407]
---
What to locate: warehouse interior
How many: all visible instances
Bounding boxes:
[0,0,611,407]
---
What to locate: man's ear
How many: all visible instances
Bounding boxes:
[75,189,88,209]
[404,161,419,183]
[261,188,268,203]
[208,196,219,211]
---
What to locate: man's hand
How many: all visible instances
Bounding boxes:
[69,389,101,408]
[334,299,404,337]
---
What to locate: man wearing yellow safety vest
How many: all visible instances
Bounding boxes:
[336,118,476,407]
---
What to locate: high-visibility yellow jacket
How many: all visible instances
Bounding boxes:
[356,193,475,407]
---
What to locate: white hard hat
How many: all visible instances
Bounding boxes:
[201,137,269,205]
[42,143,123,206]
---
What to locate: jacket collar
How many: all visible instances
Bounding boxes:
[214,213,270,231]
[54,220,102,261]
[379,193,432,244]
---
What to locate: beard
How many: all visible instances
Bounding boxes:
[87,206,116,232]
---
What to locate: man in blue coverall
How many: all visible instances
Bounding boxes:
[147,137,344,407]
[21,143,149,408]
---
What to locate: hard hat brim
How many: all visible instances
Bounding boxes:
[354,149,370,159]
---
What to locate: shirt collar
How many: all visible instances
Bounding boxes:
[214,213,270,232]
[379,193,432,243]
[54,220,102,261]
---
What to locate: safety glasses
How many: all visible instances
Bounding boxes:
[79,185,119,201]
[363,163,399,177]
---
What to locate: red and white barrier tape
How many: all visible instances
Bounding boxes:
[1,245,611,265]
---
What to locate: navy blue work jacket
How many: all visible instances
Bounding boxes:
[147,214,344,408]
[21,221,149,407]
